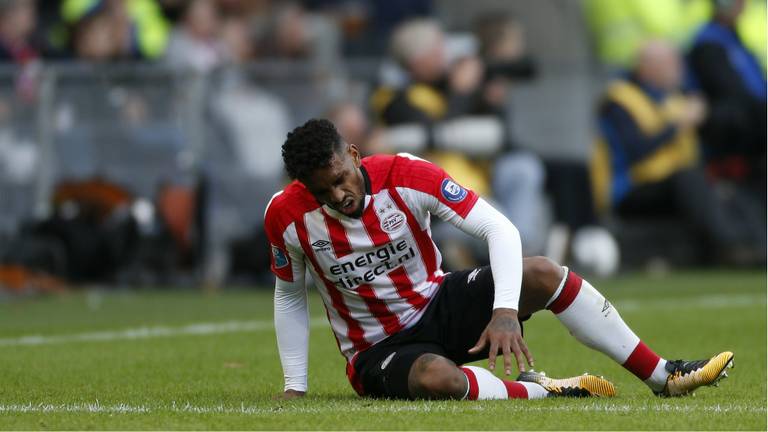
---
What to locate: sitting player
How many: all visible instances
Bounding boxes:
[266,119,733,400]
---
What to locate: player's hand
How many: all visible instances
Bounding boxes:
[468,308,534,375]
[274,389,306,400]
[683,95,707,126]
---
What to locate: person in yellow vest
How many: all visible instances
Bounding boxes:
[583,0,764,70]
[591,40,761,263]
[59,0,169,60]
[583,0,709,68]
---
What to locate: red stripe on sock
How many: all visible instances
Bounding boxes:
[622,341,662,380]
[460,367,479,400]
[503,381,528,399]
[547,271,583,314]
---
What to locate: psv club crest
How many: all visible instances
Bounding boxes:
[381,211,406,234]
[377,201,406,234]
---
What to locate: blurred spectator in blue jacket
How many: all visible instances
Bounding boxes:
[687,0,766,203]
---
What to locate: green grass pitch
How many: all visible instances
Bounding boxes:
[0,270,765,430]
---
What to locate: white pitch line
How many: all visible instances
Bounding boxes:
[0,401,764,415]
[0,318,328,348]
[0,293,763,348]
[614,293,765,312]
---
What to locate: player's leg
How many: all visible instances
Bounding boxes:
[354,341,548,400]
[407,352,550,400]
[519,256,733,396]
[415,266,614,399]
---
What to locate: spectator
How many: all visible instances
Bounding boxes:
[61,0,169,60]
[0,0,41,102]
[325,100,386,156]
[583,0,766,70]
[302,0,434,56]
[209,16,289,181]
[370,18,547,258]
[592,40,763,264]
[260,2,342,82]
[206,14,295,284]
[0,0,38,64]
[687,0,766,203]
[474,13,617,275]
[164,0,223,72]
[71,7,119,62]
[583,0,708,69]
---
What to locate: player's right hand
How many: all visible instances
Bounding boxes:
[468,308,534,375]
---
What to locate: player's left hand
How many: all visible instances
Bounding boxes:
[468,308,534,375]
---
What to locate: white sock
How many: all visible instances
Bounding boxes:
[547,268,668,391]
[460,366,548,400]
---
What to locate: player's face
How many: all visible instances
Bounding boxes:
[304,143,365,218]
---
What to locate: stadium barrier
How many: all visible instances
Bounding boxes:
[0,60,597,285]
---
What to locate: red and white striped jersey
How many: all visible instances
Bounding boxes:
[265,153,479,361]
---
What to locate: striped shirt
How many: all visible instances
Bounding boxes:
[265,153,479,361]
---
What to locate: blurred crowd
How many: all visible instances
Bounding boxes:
[0,0,435,64]
[0,0,765,290]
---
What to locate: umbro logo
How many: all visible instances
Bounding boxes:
[602,299,612,317]
[312,240,332,251]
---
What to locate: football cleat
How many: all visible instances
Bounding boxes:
[516,370,617,397]
[655,351,734,397]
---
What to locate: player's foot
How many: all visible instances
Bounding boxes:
[516,370,616,397]
[655,351,734,397]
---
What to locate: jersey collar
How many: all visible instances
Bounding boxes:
[361,165,372,195]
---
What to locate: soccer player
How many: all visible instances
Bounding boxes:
[266,119,733,400]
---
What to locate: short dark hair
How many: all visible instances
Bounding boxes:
[282,118,344,180]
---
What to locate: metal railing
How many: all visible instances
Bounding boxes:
[0,60,598,283]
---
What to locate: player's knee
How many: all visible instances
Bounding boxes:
[407,354,466,400]
[523,256,564,296]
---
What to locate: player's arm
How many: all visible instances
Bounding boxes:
[265,195,310,398]
[438,197,533,375]
[274,267,309,399]
[397,154,531,374]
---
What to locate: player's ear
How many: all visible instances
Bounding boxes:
[348,143,361,167]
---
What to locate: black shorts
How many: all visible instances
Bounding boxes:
[351,266,529,399]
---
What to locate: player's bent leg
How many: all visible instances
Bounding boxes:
[406,353,610,400]
[518,256,565,316]
[407,353,467,399]
[542,265,733,396]
[407,353,548,400]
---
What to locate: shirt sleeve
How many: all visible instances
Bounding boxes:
[394,153,480,219]
[274,270,310,392]
[265,192,310,391]
[394,156,521,310]
[454,198,523,311]
[264,194,305,283]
